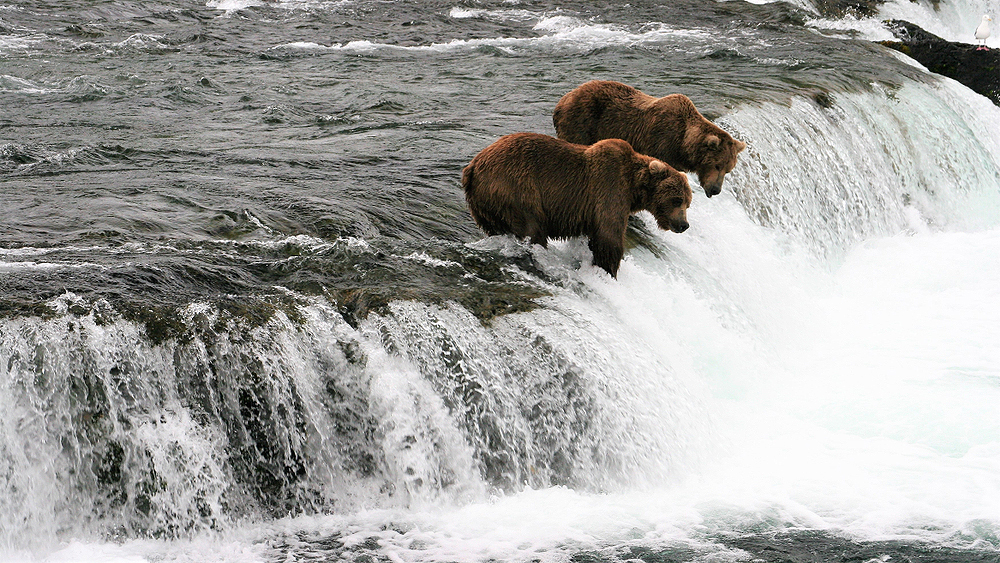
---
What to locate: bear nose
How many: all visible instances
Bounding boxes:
[672,220,689,233]
[704,185,721,198]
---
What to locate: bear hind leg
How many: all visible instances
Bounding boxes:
[469,202,512,237]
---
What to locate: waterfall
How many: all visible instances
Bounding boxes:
[800,0,1000,48]
[879,0,1000,46]
[2,74,1000,550]
[723,79,1000,258]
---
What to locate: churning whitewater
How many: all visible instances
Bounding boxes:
[2,0,1000,561]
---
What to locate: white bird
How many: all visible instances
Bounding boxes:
[975,15,991,50]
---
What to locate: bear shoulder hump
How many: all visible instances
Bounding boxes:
[586,137,635,156]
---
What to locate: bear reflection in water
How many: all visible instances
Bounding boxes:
[554,80,745,197]
[462,132,692,278]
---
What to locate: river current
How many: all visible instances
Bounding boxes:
[2,0,1000,561]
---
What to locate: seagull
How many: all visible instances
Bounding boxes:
[975,15,991,50]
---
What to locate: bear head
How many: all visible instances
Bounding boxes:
[684,124,746,198]
[643,159,692,233]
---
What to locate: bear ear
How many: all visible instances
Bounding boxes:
[649,160,668,173]
[704,135,721,150]
[735,138,747,152]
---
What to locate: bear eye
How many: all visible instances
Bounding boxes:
[668,197,684,207]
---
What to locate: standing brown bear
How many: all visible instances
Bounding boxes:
[553,80,746,197]
[462,132,692,278]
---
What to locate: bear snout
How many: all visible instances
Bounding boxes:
[671,219,689,233]
[699,171,725,197]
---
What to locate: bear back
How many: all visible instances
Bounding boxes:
[553,80,745,197]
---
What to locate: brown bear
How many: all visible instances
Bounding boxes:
[553,80,746,197]
[461,132,692,278]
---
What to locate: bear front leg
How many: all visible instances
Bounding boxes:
[529,230,548,248]
[518,215,548,248]
[588,230,625,278]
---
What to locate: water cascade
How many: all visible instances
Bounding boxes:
[3,74,1000,555]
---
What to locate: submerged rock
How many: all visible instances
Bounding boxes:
[811,0,941,18]
[812,0,884,18]
[881,20,1000,106]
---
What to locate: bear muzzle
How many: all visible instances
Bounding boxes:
[655,213,689,233]
[699,171,726,197]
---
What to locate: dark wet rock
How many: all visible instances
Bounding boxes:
[721,530,1000,563]
[329,279,545,330]
[562,530,1000,563]
[0,298,59,320]
[811,0,941,19]
[65,23,108,38]
[881,20,1000,106]
[265,529,1000,563]
[812,0,884,18]
[114,294,309,345]
[812,90,836,109]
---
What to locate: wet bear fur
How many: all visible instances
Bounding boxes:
[461,132,692,278]
[553,80,746,197]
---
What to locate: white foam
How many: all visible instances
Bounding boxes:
[740,0,818,12]
[719,229,1000,536]
[207,0,353,13]
[806,15,898,41]
[3,537,263,563]
[273,20,727,54]
[402,252,460,269]
[109,33,170,53]
[0,35,43,52]
[206,0,264,12]
[447,6,544,22]
[0,260,97,272]
[531,14,585,32]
